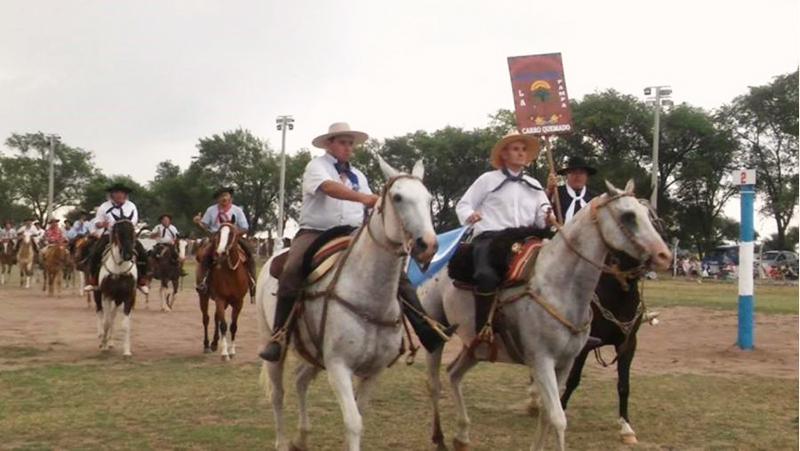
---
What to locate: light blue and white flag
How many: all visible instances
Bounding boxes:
[406,226,470,287]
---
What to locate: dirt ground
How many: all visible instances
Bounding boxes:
[1,283,797,381]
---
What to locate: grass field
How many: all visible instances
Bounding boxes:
[1,269,797,450]
[644,277,798,314]
[1,354,797,451]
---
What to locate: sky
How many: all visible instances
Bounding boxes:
[0,0,797,235]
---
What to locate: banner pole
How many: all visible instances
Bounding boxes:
[543,135,563,225]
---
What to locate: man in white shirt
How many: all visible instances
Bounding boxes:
[150,214,180,245]
[83,183,150,293]
[0,220,16,255]
[15,218,39,254]
[456,130,553,334]
[193,187,256,300]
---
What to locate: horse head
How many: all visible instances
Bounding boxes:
[376,156,437,270]
[177,239,187,262]
[215,223,237,259]
[111,219,136,262]
[594,180,671,270]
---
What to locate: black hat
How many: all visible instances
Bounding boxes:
[3,219,12,225]
[107,183,132,194]
[557,156,597,176]
[213,187,234,199]
[158,213,172,221]
[23,217,33,222]
[79,210,89,217]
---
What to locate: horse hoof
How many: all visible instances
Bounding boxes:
[221,354,230,362]
[526,401,540,417]
[433,440,449,451]
[210,344,218,352]
[123,353,132,359]
[620,433,638,444]
[289,441,307,451]
[452,438,469,451]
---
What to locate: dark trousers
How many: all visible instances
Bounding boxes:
[272,229,323,332]
[471,232,502,333]
[398,272,446,353]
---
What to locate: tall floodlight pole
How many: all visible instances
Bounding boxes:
[46,134,60,222]
[275,115,294,241]
[644,86,672,211]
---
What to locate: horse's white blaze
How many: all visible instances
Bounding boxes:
[178,240,187,261]
[217,226,230,255]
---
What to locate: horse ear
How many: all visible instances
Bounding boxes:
[411,159,425,181]
[231,214,236,225]
[376,155,399,179]
[111,212,120,221]
[127,211,134,220]
[624,179,635,194]
[604,180,622,196]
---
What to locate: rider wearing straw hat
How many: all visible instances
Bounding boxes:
[456,130,554,335]
[259,122,456,362]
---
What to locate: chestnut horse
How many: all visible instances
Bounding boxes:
[42,243,67,296]
[198,223,248,360]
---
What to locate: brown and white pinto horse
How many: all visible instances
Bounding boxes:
[0,240,14,285]
[42,242,67,296]
[198,223,248,360]
[95,218,138,356]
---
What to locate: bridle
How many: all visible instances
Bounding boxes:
[214,223,244,270]
[365,174,422,257]
[555,192,653,278]
[104,219,136,275]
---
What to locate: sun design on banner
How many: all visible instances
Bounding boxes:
[530,80,552,102]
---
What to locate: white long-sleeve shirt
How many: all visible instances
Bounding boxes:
[95,200,139,232]
[456,169,551,236]
[152,224,180,243]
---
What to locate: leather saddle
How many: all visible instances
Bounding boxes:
[448,226,550,289]
[269,226,356,285]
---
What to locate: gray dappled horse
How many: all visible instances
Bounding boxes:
[256,157,437,451]
[419,180,671,451]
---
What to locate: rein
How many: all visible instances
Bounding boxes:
[213,223,245,271]
[103,220,137,277]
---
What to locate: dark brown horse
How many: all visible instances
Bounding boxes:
[151,241,185,312]
[198,223,248,360]
[0,239,14,285]
[558,252,649,444]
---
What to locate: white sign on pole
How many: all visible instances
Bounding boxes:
[732,169,756,185]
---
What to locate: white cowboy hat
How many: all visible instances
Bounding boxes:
[489,130,541,169]
[312,122,369,149]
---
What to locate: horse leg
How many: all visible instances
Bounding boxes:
[107,302,119,349]
[426,345,448,451]
[95,292,104,339]
[200,295,211,353]
[122,299,133,357]
[264,360,290,451]
[216,300,229,360]
[530,357,568,451]
[327,361,362,451]
[171,278,179,308]
[448,348,479,451]
[292,362,320,451]
[616,337,638,444]
[228,301,242,357]
[100,299,114,350]
[560,346,591,411]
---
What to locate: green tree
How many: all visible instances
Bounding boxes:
[722,70,799,250]
[2,132,96,223]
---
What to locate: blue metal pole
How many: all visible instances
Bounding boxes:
[737,183,755,349]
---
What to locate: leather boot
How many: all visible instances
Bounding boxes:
[398,281,457,353]
[258,292,297,362]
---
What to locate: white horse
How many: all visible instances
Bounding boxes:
[420,180,671,451]
[96,219,138,357]
[17,232,36,289]
[256,158,437,451]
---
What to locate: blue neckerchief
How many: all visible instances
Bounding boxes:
[491,168,542,193]
[334,162,360,191]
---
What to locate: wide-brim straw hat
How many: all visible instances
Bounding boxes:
[489,130,541,169]
[312,122,369,149]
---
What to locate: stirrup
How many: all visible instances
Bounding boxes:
[83,285,97,292]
